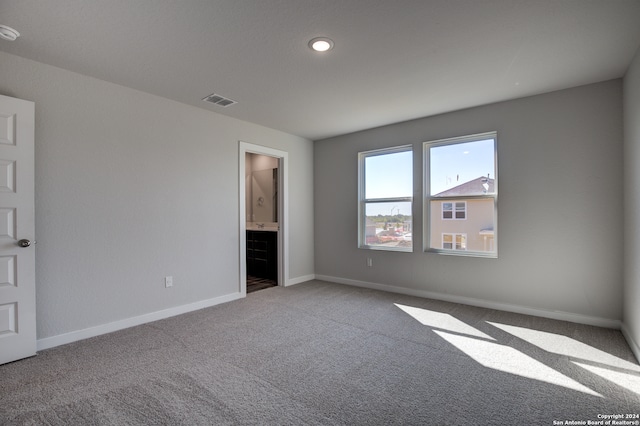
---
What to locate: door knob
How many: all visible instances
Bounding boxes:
[17,239,31,248]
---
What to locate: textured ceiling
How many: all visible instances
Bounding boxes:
[1,0,640,140]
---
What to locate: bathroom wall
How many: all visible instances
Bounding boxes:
[245,153,278,223]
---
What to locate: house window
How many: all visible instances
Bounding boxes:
[443,233,467,250]
[424,132,497,257]
[358,145,413,252]
[442,201,466,220]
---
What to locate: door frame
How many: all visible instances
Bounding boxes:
[238,142,288,296]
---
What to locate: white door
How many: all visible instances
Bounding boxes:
[0,95,36,365]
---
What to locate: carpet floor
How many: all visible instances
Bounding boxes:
[1,280,639,425]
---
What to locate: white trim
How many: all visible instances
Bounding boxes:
[315,275,622,330]
[285,274,316,287]
[37,292,242,351]
[621,322,640,363]
[239,142,289,294]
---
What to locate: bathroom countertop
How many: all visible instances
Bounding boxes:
[246,223,279,232]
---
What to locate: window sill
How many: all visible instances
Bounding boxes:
[426,248,497,258]
[359,245,413,253]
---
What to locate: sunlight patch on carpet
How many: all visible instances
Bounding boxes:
[434,330,602,398]
[394,304,494,340]
[488,322,640,373]
[572,362,640,395]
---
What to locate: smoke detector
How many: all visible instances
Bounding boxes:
[0,25,20,41]
[202,93,237,107]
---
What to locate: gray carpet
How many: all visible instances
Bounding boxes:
[1,280,639,425]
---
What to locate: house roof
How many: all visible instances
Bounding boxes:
[479,228,494,236]
[434,176,495,197]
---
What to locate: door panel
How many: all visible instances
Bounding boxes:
[0,95,36,365]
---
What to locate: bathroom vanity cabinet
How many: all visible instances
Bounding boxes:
[246,230,277,280]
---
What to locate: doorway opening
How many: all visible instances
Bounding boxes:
[239,142,288,296]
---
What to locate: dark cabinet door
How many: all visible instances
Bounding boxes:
[246,231,277,280]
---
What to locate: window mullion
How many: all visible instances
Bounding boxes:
[364,196,412,204]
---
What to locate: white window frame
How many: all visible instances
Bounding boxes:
[442,233,467,250]
[358,145,413,252]
[442,201,467,220]
[424,132,497,258]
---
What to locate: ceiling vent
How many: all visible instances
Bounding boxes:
[202,93,237,107]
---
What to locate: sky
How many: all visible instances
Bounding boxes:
[364,138,495,217]
[430,138,495,195]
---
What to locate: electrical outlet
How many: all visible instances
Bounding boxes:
[367,258,373,267]
[165,276,173,288]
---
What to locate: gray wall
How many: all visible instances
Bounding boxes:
[315,80,623,322]
[0,51,314,340]
[624,47,640,357]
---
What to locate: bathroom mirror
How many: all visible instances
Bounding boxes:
[251,168,278,222]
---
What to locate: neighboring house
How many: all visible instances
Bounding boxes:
[365,218,378,244]
[430,176,495,252]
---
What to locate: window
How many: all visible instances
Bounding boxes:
[442,233,467,250]
[359,146,413,251]
[424,132,497,257]
[442,201,466,220]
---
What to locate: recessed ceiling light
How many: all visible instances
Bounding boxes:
[0,25,20,42]
[309,37,334,52]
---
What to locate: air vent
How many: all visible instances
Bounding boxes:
[202,93,237,107]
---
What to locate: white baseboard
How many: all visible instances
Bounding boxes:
[37,292,243,351]
[285,274,315,287]
[621,323,640,363]
[315,275,622,329]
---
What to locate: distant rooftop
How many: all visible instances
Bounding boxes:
[434,176,495,197]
